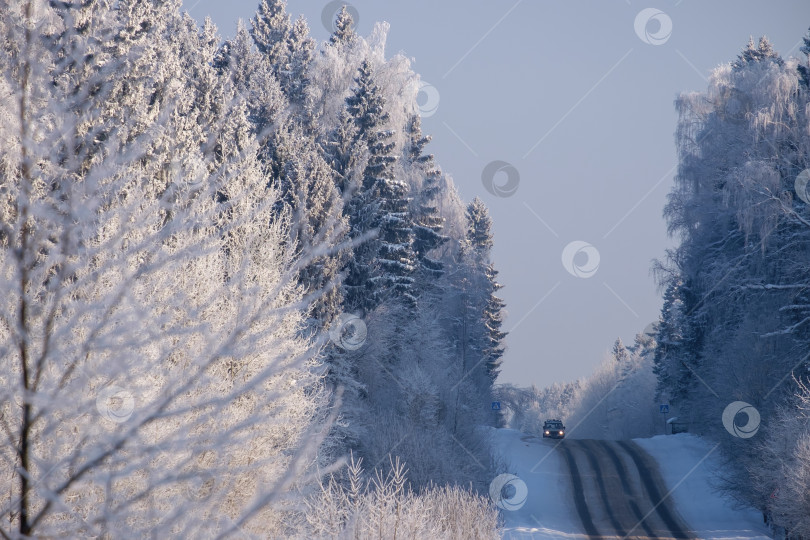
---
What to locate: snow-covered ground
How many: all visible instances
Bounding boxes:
[635,434,770,540]
[490,428,588,539]
[490,428,772,539]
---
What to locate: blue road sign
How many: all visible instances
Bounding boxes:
[491,401,501,410]
[659,404,670,414]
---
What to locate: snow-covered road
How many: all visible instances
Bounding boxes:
[490,429,771,539]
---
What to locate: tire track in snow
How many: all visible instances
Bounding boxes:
[617,440,693,539]
[559,442,601,538]
[577,440,628,537]
[601,441,659,539]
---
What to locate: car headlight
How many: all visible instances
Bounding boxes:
[559,431,564,435]
[544,431,549,435]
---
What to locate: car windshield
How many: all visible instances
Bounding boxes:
[546,423,563,429]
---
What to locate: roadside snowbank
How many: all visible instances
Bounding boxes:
[634,433,770,540]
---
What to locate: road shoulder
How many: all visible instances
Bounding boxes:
[634,434,771,540]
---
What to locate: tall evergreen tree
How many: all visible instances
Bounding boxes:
[482,264,507,382]
[250,0,291,69]
[444,198,507,430]
[285,15,315,109]
[406,115,447,280]
[324,109,359,195]
[216,21,286,137]
[465,197,494,253]
[271,122,347,324]
[329,5,356,47]
[798,27,810,90]
[250,1,315,108]
[464,201,506,386]
[343,60,415,311]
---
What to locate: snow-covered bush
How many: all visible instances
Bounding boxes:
[304,455,501,540]
[747,378,810,538]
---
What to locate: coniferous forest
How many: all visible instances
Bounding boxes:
[0,0,505,537]
[3,0,810,538]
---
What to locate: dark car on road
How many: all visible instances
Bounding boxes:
[543,419,565,439]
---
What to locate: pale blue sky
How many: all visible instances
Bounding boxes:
[188,1,810,387]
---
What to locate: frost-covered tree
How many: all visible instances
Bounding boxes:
[465,199,507,390]
[798,26,810,89]
[657,35,806,422]
[250,0,290,67]
[329,5,357,47]
[612,337,635,386]
[655,32,810,529]
[754,379,810,537]
[324,108,359,195]
[270,122,347,324]
[215,20,287,136]
[465,197,494,253]
[612,338,629,364]
[250,0,314,109]
[0,3,331,537]
[1,1,508,537]
[369,162,416,308]
[651,278,701,408]
[440,199,507,432]
[406,115,447,282]
[481,264,507,387]
[342,59,415,311]
[285,15,316,111]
